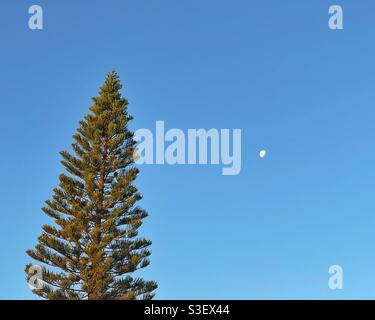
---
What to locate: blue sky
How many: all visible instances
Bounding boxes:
[1,0,375,299]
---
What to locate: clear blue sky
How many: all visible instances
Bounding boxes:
[1,0,375,299]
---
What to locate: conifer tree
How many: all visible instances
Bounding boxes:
[25,71,157,300]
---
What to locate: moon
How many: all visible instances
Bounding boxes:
[259,149,267,158]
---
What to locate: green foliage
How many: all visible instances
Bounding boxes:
[26,71,157,300]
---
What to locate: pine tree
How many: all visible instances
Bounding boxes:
[25,71,157,300]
